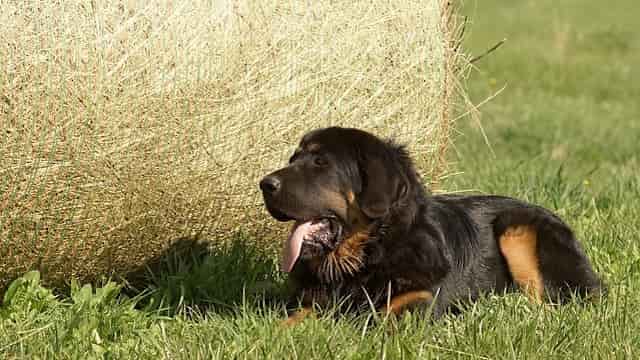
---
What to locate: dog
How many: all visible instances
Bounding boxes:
[259,127,604,325]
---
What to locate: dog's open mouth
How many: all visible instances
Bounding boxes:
[281,217,343,272]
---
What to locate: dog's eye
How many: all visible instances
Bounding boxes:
[313,155,328,167]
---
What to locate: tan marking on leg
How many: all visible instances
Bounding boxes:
[381,290,433,315]
[281,307,314,328]
[499,225,544,303]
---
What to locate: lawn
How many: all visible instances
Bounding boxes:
[1,0,639,358]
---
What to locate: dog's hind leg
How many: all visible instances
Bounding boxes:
[496,208,604,304]
[499,225,544,303]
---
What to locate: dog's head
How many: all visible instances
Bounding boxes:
[259,127,413,277]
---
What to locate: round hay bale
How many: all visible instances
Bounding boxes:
[0,0,466,291]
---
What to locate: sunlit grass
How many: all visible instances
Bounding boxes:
[1,0,639,358]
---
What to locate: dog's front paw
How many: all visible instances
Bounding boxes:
[280,307,314,328]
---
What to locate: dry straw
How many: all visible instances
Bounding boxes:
[0,0,468,290]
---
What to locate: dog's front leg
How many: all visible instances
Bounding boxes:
[380,290,433,316]
[282,306,314,327]
[281,287,328,327]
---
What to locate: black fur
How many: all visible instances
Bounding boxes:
[259,127,604,318]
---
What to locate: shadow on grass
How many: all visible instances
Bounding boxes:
[124,233,288,317]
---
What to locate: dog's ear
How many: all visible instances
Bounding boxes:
[357,150,409,219]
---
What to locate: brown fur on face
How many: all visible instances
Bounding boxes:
[314,191,372,283]
[317,230,369,283]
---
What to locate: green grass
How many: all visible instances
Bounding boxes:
[2,0,639,358]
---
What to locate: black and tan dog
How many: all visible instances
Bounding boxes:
[259,127,603,325]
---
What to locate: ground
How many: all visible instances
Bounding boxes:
[1,0,639,358]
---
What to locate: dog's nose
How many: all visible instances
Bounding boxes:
[260,175,281,195]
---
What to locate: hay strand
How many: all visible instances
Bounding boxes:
[0,0,468,291]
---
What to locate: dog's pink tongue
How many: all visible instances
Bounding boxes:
[281,221,313,272]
